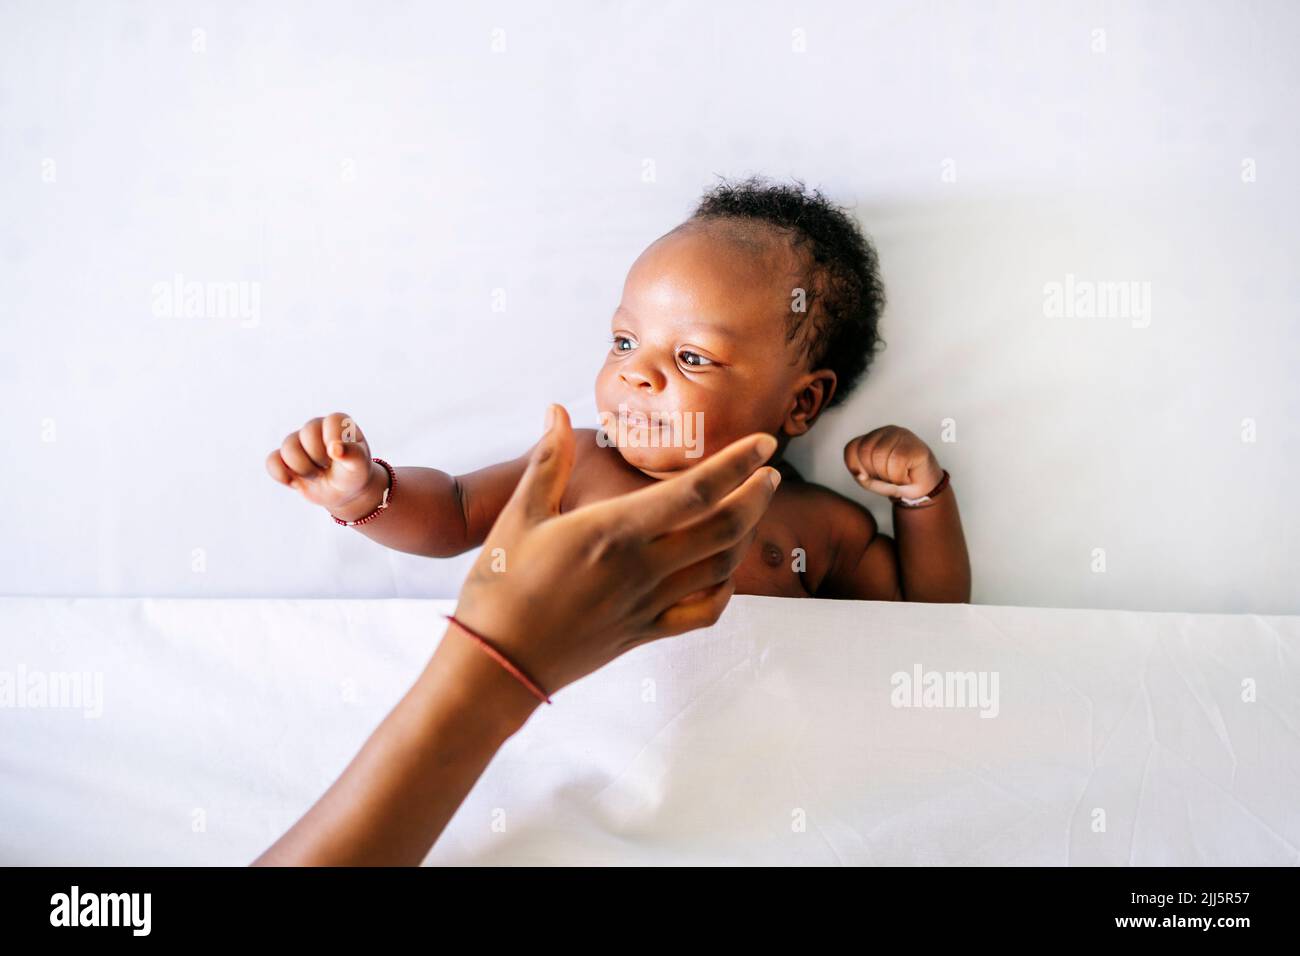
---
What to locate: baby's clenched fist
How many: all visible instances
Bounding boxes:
[843,425,944,502]
[265,412,386,521]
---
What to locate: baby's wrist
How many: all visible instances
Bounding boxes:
[915,455,944,490]
[329,461,391,523]
[895,461,949,509]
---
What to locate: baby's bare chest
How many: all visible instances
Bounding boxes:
[561,453,829,598]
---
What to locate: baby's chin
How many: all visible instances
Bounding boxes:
[596,427,705,478]
[615,443,700,479]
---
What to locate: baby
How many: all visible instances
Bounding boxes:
[266,179,970,602]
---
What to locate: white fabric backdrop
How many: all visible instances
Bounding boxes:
[1,0,1297,612]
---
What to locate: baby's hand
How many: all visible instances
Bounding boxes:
[843,425,944,500]
[265,412,384,519]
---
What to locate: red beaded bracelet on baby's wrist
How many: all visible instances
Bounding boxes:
[331,457,396,527]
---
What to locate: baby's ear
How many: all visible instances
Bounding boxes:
[783,370,837,437]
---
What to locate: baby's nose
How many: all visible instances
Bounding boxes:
[620,364,664,391]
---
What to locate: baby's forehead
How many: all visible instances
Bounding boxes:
[631,220,803,296]
[621,221,808,356]
[672,217,799,263]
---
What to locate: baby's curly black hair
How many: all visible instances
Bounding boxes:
[688,177,885,408]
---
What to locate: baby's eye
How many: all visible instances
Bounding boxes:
[678,350,713,367]
[611,335,636,353]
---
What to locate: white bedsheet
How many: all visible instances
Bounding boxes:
[1,595,1297,865]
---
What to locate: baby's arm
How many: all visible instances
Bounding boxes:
[814,498,901,601]
[266,412,534,558]
[887,477,970,602]
[815,492,972,603]
[840,425,971,603]
[336,455,533,557]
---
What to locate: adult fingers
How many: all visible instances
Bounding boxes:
[641,577,736,643]
[636,524,755,618]
[642,464,779,577]
[615,432,778,540]
[498,404,577,527]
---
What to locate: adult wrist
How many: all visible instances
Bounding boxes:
[423,621,542,742]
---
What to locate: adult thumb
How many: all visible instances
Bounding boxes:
[509,404,576,525]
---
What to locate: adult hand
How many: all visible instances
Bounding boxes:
[452,403,781,698]
[254,403,780,866]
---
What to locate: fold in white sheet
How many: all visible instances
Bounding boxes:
[1,596,1296,865]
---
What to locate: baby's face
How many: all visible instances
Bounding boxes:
[595,224,816,478]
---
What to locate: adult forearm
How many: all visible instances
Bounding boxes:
[252,628,540,866]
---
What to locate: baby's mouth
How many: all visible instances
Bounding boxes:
[627,409,678,439]
[599,405,679,443]
[597,405,704,459]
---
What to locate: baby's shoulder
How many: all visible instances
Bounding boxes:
[774,468,881,551]
[756,469,880,595]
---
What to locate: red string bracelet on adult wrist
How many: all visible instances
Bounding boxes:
[442,613,553,706]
